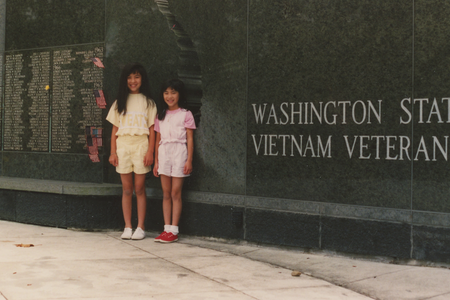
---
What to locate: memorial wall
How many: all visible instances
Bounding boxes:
[1,0,449,262]
[0,0,105,181]
[3,46,104,153]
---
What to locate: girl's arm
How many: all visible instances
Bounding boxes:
[144,125,155,167]
[153,132,161,177]
[109,125,119,167]
[183,128,194,175]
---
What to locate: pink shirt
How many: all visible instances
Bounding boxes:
[155,108,196,144]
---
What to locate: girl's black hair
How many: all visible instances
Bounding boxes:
[158,78,189,121]
[116,62,153,115]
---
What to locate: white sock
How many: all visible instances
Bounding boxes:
[170,225,179,235]
[164,225,171,232]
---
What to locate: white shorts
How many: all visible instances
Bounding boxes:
[157,142,189,178]
[116,135,151,174]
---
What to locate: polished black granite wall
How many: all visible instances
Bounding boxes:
[2,0,450,262]
[247,0,413,209]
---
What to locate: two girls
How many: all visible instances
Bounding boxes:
[108,65,194,242]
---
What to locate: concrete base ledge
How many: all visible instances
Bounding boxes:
[0,176,168,198]
[1,176,450,263]
[0,176,123,196]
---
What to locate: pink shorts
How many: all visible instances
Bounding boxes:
[157,142,189,178]
[116,135,151,174]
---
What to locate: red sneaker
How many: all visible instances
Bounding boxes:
[154,231,167,242]
[160,232,178,243]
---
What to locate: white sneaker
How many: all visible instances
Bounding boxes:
[131,227,146,240]
[121,228,133,239]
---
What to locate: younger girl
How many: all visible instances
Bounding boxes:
[153,79,196,243]
[107,63,157,240]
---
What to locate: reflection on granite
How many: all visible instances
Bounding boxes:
[6,0,104,50]
[155,0,203,115]
[170,0,247,194]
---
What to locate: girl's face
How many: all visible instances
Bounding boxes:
[163,87,180,110]
[127,72,142,94]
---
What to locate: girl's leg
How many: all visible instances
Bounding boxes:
[120,173,134,228]
[170,177,185,226]
[160,175,173,225]
[134,173,147,229]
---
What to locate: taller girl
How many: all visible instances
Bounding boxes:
[107,63,157,240]
[153,79,196,243]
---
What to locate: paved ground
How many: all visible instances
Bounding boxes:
[0,220,449,300]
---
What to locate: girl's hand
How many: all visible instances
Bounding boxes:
[183,161,193,175]
[144,151,153,167]
[153,161,159,177]
[109,153,118,167]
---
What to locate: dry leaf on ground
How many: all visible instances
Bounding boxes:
[15,244,34,247]
[291,271,302,277]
